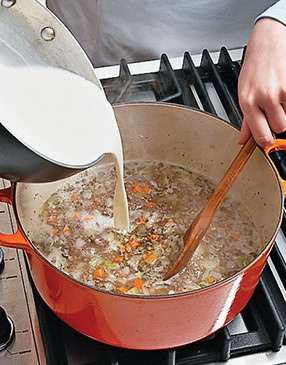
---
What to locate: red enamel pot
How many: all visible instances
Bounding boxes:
[0,103,285,350]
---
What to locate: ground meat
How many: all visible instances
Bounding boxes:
[30,161,262,296]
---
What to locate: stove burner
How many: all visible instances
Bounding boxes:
[0,247,4,273]
[0,306,15,351]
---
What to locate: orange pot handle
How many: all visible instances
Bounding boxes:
[0,185,33,252]
[264,139,286,199]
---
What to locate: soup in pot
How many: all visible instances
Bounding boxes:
[29,161,262,296]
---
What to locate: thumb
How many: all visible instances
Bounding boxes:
[237,120,251,145]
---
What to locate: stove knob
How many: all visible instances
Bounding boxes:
[0,306,15,351]
[0,247,4,273]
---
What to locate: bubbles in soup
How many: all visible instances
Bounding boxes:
[29,161,262,296]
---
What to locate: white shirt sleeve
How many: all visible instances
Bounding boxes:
[256,0,286,25]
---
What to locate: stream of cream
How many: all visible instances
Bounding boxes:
[0,65,129,230]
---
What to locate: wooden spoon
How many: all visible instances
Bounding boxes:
[164,136,257,280]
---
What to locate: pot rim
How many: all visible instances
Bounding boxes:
[14,102,285,299]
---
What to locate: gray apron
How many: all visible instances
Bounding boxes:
[46,0,277,67]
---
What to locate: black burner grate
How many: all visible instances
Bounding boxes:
[101,54,182,104]
[34,48,286,365]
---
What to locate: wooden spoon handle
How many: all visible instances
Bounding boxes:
[164,136,257,280]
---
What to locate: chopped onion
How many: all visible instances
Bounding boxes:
[30,160,261,296]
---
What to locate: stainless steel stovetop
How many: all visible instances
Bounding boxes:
[0,178,46,364]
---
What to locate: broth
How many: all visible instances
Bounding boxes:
[29,160,262,296]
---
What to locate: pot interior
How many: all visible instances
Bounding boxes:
[16,103,283,254]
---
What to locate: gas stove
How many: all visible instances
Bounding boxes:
[1,47,286,365]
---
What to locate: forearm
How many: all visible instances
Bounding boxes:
[237,2,286,147]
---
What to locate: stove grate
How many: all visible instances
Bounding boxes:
[101,54,182,104]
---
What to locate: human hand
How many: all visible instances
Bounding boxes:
[238,18,286,147]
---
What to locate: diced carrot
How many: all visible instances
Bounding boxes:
[118,287,127,293]
[71,194,78,201]
[114,256,124,263]
[145,254,157,264]
[125,243,132,252]
[93,268,105,278]
[84,217,94,221]
[124,239,139,251]
[62,225,71,232]
[230,232,241,240]
[139,218,145,224]
[46,216,58,223]
[52,229,58,235]
[134,278,144,289]
[144,186,151,194]
[149,234,159,240]
[91,204,97,209]
[222,221,231,229]
[145,201,153,208]
[74,211,80,218]
[129,238,139,247]
[167,218,173,223]
[131,184,142,193]
[209,276,215,284]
